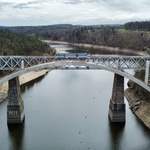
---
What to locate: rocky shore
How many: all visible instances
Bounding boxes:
[0,70,49,103]
[125,88,150,129]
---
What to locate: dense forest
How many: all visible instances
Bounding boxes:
[1,22,150,55]
[0,28,55,56]
[1,21,150,55]
[125,21,150,31]
[4,23,150,54]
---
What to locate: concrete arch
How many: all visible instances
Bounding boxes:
[0,61,150,92]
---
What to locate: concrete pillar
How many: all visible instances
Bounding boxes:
[108,73,126,122]
[7,77,25,124]
[21,60,24,70]
[145,61,150,85]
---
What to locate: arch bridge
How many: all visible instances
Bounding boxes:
[0,55,149,124]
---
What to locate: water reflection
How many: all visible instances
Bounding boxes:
[108,121,125,150]
[8,123,25,150]
[50,44,75,51]
[50,42,138,56]
[21,75,46,93]
[132,114,150,136]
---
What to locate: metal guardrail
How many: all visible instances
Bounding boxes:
[0,55,150,70]
[88,55,150,69]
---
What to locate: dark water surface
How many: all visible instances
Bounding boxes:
[0,44,150,150]
[0,70,150,150]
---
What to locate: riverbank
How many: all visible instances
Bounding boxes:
[125,88,150,129]
[44,40,148,56]
[0,70,49,103]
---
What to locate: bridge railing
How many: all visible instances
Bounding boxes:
[0,55,150,71]
[0,56,55,70]
[88,55,150,70]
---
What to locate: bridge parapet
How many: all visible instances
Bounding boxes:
[88,55,150,70]
[0,56,54,70]
[0,55,150,70]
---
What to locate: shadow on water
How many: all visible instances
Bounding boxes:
[108,120,125,150]
[8,122,25,150]
[21,75,46,93]
[133,114,150,135]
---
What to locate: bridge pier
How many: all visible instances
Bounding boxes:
[7,77,25,124]
[108,73,126,122]
[145,61,150,85]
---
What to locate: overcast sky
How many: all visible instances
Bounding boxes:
[0,0,150,26]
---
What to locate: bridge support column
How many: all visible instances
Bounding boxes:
[7,77,25,124]
[145,61,150,85]
[108,73,126,122]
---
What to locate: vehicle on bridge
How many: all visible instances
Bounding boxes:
[55,53,88,59]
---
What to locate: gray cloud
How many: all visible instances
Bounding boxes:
[0,2,14,10]
[55,0,97,4]
[13,1,42,9]
[55,0,143,13]
[0,0,150,26]
[59,0,149,12]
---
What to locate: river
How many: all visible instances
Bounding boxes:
[0,44,150,150]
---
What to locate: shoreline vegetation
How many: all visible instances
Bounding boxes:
[44,40,148,56]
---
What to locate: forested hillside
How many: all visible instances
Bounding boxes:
[5,24,150,54]
[0,29,55,56]
[125,21,150,31]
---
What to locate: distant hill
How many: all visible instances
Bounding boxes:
[0,28,55,56]
[1,23,150,53]
[125,21,150,30]
[1,24,123,35]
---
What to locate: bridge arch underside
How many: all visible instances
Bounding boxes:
[0,61,150,92]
